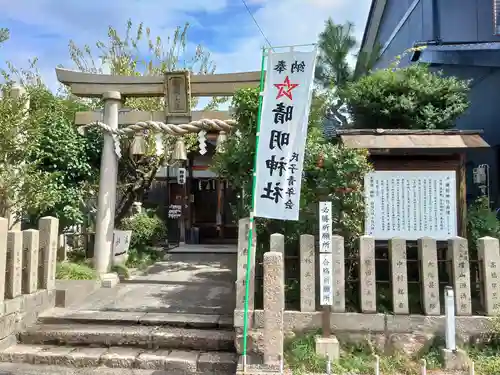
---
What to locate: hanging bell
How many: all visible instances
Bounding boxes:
[216,131,227,153]
[172,138,188,162]
[130,131,147,156]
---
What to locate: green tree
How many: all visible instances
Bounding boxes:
[0,83,58,227]
[1,34,102,231]
[315,18,380,129]
[67,20,224,225]
[315,19,356,89]
[0,28,9,44]
[341,62,470,129]
[26,86,101,230]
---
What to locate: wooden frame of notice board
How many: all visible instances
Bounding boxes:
[335,129,491,239]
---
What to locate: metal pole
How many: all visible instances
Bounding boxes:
[421,359,427,375]
[444,286,456,351]
[326,354,331,375]
[93,91,121,274]
[374,354,380,375]
[469,360,475,375]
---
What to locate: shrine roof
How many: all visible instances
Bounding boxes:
[335,129,489,150]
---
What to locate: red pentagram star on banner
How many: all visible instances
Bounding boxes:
[274,76,299,100]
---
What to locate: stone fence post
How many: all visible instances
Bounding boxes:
[263,251,284,368]
[448,237,472,315]
[235,218,256,326]
[22,229,39,294]
[6,231,23,299]
[38,217,59,290]
[478,236,500,316]
[418,237,440,315]
[300,234,315,312]
[389,238,409,314]
[359,236,376,313]
[331,235,345,312]
[0,218,7,309]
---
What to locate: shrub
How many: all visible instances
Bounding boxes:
[56,262,98,280]
[342,62,470,130]
[467,196,500,254]
[119,210,166,252]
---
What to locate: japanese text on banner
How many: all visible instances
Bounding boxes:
[254,49,317,221]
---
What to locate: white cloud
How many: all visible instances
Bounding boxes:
[0,0,372,93]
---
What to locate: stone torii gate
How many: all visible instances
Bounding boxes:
[56,68,261,275]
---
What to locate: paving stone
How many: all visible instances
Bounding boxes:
[66,347,107,367]
[135,349,170,370]
[150,327,234,351]
[32,346,75,366]
[140,312,220,328]
[39,309,146,325]
[164,350,198,373]
[217,315,234,328]
[100,347,141,368]
[198,351,238,373]
[0,344,44,363]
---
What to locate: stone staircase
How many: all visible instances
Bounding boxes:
[0,308,238,374]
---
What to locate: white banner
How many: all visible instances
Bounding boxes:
[254,49,318,221]
[364,170,457,240]
[319,201,332,253]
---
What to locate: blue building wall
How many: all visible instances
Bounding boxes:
[367,0,500,205]
[375,0,500,68]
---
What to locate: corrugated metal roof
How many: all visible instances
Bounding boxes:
[339,134,489,149]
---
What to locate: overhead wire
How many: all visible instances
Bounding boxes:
[240,0,274,50]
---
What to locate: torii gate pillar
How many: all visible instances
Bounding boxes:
[94,91,121,274]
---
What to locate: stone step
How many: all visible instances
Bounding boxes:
[0,344,237,373]
[19,324,235,352]
[39,308,234,329]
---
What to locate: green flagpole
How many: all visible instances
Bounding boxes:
[242,46,267,367]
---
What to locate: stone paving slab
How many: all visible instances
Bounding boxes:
[0,344,238,373]
[74,254,237,316]
[39,309,234,329]
[20,324,235,351]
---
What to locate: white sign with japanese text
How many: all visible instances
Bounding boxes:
[254,49,318,221]
[112,230,132,265]
[364,170,457,240]
[319,201,332,253]
[319,253,333,306]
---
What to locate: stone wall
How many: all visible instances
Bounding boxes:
[0,217,59,349]
[234,218,500,361]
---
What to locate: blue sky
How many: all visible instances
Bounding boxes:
[0,0,372,93]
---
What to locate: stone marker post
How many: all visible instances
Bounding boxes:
[22,229,39,294]
[478,237,500,315]
[38,217,59,290]
[331,235,345,312]
[448,237,472,315]
[263,251,284,368]
[0,218,8,308]
[236,218,256,326]
[418,237,440,315]
[270,233,284,255]
[389,238,409,314]
[6,231,23,299]
[271,233,285,286]
[359,235,376,313]
[300,234,315,312]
